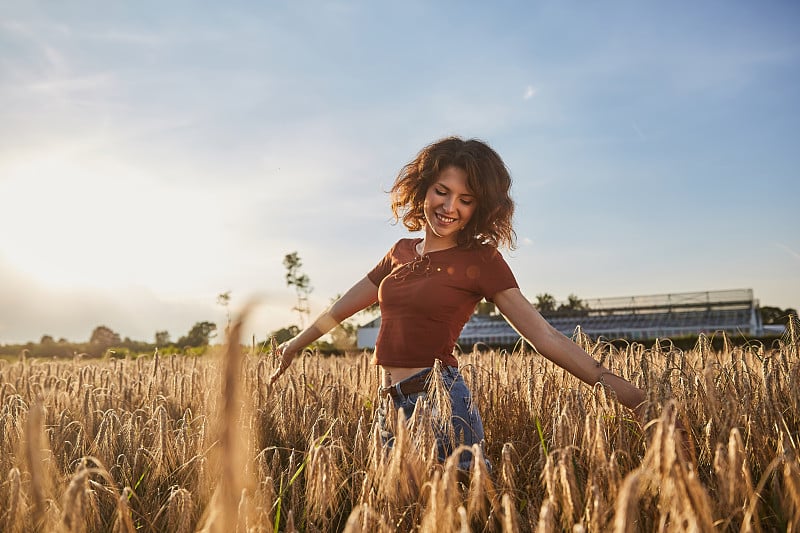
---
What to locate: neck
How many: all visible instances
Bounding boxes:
[419,230,458,255]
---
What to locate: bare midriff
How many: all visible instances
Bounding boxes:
[379,365,430,388]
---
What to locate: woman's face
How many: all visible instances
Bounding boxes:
[423,165,477,245]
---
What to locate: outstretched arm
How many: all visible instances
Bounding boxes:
[493,288,646,414]
[269,276,379,384]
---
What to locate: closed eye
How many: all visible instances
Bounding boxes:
[433,185,474,205]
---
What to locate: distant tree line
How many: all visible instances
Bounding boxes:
[531,293,589,316]
[0,321,219,359]
[5,247,794,360]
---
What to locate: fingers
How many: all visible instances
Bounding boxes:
[268,369,283,386]
[272,356,291,379]
[268,363,288,385]
[268,343,295,385]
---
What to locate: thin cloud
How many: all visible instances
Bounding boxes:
[776,243,800,262]
[1,18,70,69]
[27,72,116,93]
[523,85,537,100]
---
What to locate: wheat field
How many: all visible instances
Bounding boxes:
[1,316,799,532]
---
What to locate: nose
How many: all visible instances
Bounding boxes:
[442,195,455,213]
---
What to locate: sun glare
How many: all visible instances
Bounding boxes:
[0,151,216,292]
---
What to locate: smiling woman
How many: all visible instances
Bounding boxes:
[269,136,655,475]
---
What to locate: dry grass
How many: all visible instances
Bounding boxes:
[0,316,798,531]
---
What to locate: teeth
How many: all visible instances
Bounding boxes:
[436,214,455,223]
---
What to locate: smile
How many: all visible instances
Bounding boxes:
[435,213,456,224]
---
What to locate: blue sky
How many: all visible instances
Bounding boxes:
[1,1,798,344]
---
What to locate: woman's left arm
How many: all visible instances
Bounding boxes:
[493,288,646,415]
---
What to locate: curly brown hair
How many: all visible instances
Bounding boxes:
[390,136,516,249]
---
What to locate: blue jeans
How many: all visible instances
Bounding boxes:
[376,366,488,471]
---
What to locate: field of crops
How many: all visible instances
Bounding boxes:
[1,317,799,532]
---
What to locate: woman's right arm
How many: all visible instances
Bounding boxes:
[269,276,379,383]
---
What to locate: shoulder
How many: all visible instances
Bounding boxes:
[369,239,417,282]
[385,238,418,256]
[396,238,418,249]
[459,242,507,263]
[382,238,420,264]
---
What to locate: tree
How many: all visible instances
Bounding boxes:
[561,293,587,310]
[177,321,217,347]
[760,306,798,326]
[283,252,313,327]
[557,293,589,316]
[40,335,54,345]
[155,330,171,346]
[90,326,121,348]
[534,293,557,314]
[269,325,300,344]
[217,291,232,332]
[329,321,358,351]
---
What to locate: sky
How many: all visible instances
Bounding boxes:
[1,1,798,345]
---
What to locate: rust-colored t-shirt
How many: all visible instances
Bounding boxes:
[367,238,519,367]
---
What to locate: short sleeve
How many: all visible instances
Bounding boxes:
[476,248,518,301]
[367,243,398,286]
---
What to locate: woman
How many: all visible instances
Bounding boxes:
[269,137,646,470]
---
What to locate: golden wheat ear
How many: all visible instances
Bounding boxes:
[4,468,24,533]
[160,486,193,533]
[23,402,45,527]
[304,434,346,528]
[196,299,258,533]
[612,468,644,533]
[466,443,495,526]
[426,359,455,447]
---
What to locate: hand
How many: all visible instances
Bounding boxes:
[269,341,296,385]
